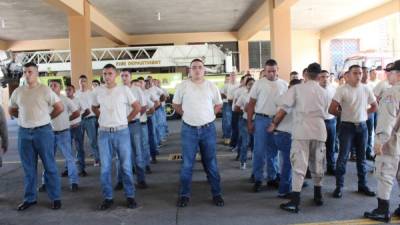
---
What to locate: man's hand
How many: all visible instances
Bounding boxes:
[267,123,276,133]
[247,121,254,134]
[374,143,383,156]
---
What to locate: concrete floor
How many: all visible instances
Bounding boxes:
[0,119,399,225]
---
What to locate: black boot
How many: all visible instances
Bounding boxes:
[280,192,300,213]
[393,204,400,217]
[364,198,391,223]
[314,186,323,206]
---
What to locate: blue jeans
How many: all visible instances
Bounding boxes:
[71,124,85,171]
[117,120,145,183]
[160,106,169,139]
[141,123,151,166]
[230,111,240,148]
[222,102,232,139]
[98,128,135,199]
[154,108,163,145]
[253,115,279,182]
[18,124,61,202]
[239,118,249,163]
[81,117,99,161]
[335,122,368,188]
[147,115,158,159]
[325,118,337,170]
[366,114,375,156]
[179,122,222,197]
[54,130,79,184]
[273,131,292,195]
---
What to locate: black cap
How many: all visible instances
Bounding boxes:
[384,62,395,72]
[386,60,400,72]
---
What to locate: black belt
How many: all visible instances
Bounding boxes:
[342,121,365,126]
[255,113,273,118]
[183,121,214,129]
[140,122,147,125]
[54,128,69,134]
[129,119,139,124]
[21,124,50,130]
[83,116,96,120]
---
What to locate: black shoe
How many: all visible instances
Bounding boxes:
[177,196,190,207]
[38,184,46,192]
[248,174,255,183]
[145,166,152,174]
[114,182,123,191]
[52,200,62,210]
[151,158,157,164]
[79,170,88,177]
[302,181,309,188]
[61,170,68,177]
[17,201,37,211]
[71,183,79,192]
[364,198,391,223]
[393,205,400,217]
[137,181,148,189]
[314,186,323,206]
[99,199,114,210]
[253,181,262,192]
[213,195,224,207]
[366,154,375,161]
[267,178,280,189]
[333,187,342,198]
[280,192,300,213]
[326,167,336,176]
[127,197,138,209]
[358,186,376,197]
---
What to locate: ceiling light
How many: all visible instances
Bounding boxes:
[157,12,161,21]
[1,19,5,29]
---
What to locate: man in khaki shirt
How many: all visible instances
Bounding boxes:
[268,63,329,213]
[364,60,400,223]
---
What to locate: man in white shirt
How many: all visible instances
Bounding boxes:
[226,73,239,147]
[38,80,80,193]
[145,79,161,163]
[220,74,231,145]
[92,64,141,210]
[268,63,329,213]
[329,64,378,199]
[247,59,288,192]
[173,58,224,208]
[9,62,63,210]
[154,79,169,141]
[146,77,165,147]
[319,70,337,175]
[66,84,87,176]
[362,67,376,161]
[114,69,147,190]
[76,75,99,166]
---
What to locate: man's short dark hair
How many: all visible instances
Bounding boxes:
[137,77,144,81]
[79,74,87,80]
[320,70,329,74]
[131,79,139,83]
[349,64,361,71]
[307,63,322,80]
[66,84,75,90]
[265,59,278,66]
[370,68,376,73]
[225,74,230,77]
[290,71,298,76]
[23,62,38,69]
[121,68,130,73]
[245,77,255,85]
[103,64,117,70]
[49,79,61,86]
[362,66,368,71]
[289,79,302,87]
[92,80,100,85]
[190,58,204,66]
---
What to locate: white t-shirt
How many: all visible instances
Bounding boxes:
[127,86,145,120]
[235,91,250,120]
[226,83,239,100]
[92,85,136,128]
[232,86,247,110]
[140,90,155,123]
[10,84,60,128]
[70,96,82,126]
[173,79,222,126]
[374,80,392,99]
[52,95,78,131]
[75,90,95,117]
[333,83,376,123]
[249,78,288,116]
[323,84,336,120]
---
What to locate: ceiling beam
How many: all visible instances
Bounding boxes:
[237,0,270,40]
[43,0,130,45]
[321,0,400,40]
[274,0,299,10]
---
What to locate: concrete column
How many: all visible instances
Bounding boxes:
[269,0,292,81]
[238,40,250,72]
[320,39,331,73]
[68,0,92,87]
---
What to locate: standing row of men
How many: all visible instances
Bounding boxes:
[8,62,169,210]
